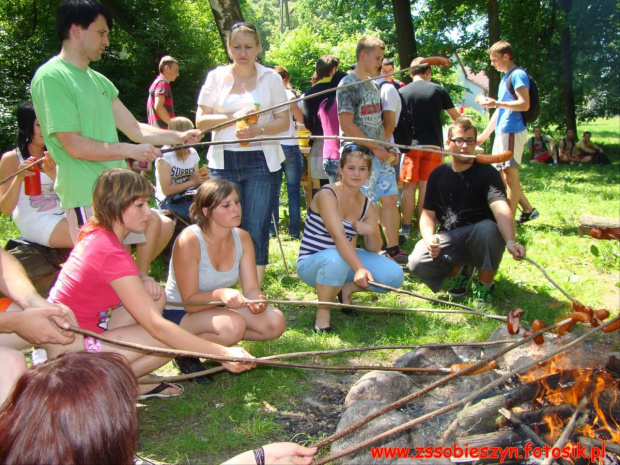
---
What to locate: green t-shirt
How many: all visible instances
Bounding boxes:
[31,56,125,208]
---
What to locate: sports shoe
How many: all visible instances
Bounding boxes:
[473,282,495,308]
[380,249,409,265]
[516,208,540,224]
[173,356,211,385]
[447,266,473,297]
[399,228,410,245]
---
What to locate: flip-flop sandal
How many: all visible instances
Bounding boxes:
[137,382,184,400]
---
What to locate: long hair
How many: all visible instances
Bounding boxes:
[15,102,37,159]
[0,352,138,465]
[189,179,239,233]
[168,117,194,160]
[91,168,153,232]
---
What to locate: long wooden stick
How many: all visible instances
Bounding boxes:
[312,317,616,464]
[166,298,508,321]
[0,157,45,187]
[521,256,577,303]
[367,281,507,321]
[271,212,289,275]
[541,397,588,465]
[310,319,569,453]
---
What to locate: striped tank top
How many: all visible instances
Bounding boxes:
[298,187,370,262]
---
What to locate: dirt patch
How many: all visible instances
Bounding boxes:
[267,372,358,441]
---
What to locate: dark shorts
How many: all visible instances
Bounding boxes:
[162,309,186,325]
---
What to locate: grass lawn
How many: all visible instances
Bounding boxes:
[1,117,618,464]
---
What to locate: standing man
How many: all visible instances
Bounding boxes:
[337,36,406,264]
[477,41,537,222]
[407,118,525,307]
[381,57,403,90]
[399,57,460,241]
[147,55,179,129]
[303,55,346,186]
[31,0,201,269]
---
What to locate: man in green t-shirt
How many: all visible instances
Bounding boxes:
[31,0,201,272]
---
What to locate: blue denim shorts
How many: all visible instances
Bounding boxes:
[362,158,399,202]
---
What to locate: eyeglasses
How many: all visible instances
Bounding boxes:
[342,143,374,156]
[450,138,477,146]
[230,22,257,32]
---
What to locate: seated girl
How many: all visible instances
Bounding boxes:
[164,179,285,374]
[0,102,72,249]
[48,168,255,399]
[297,145,404,332]
[155,117,208,221]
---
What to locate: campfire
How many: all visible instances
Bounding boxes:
[328,322,620,465]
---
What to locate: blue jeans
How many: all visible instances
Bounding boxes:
[210,150,279,265]
[323,159,340,184]
[271,145,303,238]
[162,195,192,222]
[297,248,404,291]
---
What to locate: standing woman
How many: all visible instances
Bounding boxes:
[0,102,72,248]
[297,145,404,332]
[196,22,289,284]
[48,169,255,399]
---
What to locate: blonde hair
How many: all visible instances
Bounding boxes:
[356,36,385,60]
[168,117,194,160]
[489,41,513,60]
[158,55,178,74]
[227,23,261,53]
[91,169,153,232]
[189,179,239,233]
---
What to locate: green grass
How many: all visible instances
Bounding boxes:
[1,117,618,464]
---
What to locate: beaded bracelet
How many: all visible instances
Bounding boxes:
[253,446,265,465]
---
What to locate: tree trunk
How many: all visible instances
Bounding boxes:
[486,0,500,100]
[207,0,245,54]
[392,0,417,69]
[559,0,576,131]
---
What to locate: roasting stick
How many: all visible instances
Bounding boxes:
[167,297,508,321]
[498,408,548,449]
[521,256,577,303]
[161,134,513,165]
[0,157,44,187]
[367,281,507,321]
[311,316,618,464]
[199,57,451,137]
[142,340,515,384]
[62,324,498,376]
[541,397,588,465]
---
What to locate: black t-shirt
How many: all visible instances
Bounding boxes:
[400,80,455,146]
[424,162,507,231]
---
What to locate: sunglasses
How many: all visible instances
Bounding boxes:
[230,22,257,32]
[342,143,374,156]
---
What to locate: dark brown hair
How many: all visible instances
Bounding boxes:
[91,168,154,232]
[189,179,239,232]
[315,55,340,81]
[447,117,478,140]
[0,352,138,465]
[340,144,373,171]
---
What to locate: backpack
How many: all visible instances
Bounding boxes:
[379,80,414,147]
[505,67,540,125]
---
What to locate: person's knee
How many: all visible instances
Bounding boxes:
[218,312,247,345]
[474,219,500,237]
[381,195,398,207]
[0,350,27,403]
[262,308,286,339]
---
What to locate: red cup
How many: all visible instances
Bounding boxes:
[24,158,41,196]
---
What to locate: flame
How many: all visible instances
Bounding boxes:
[515,360,619,444]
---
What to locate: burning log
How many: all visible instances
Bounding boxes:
[504,370,587,409]
[455,394,506,434]
[497,403,575,429]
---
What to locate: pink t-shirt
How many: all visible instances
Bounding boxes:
[49,226,140,333]
[317,98,340,160]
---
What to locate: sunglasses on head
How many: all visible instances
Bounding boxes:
[230,22,257,32]
[342,143,373,156]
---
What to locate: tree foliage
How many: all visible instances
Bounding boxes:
[0,0,225,149]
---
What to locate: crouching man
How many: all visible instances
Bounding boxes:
[406,118,526,307]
